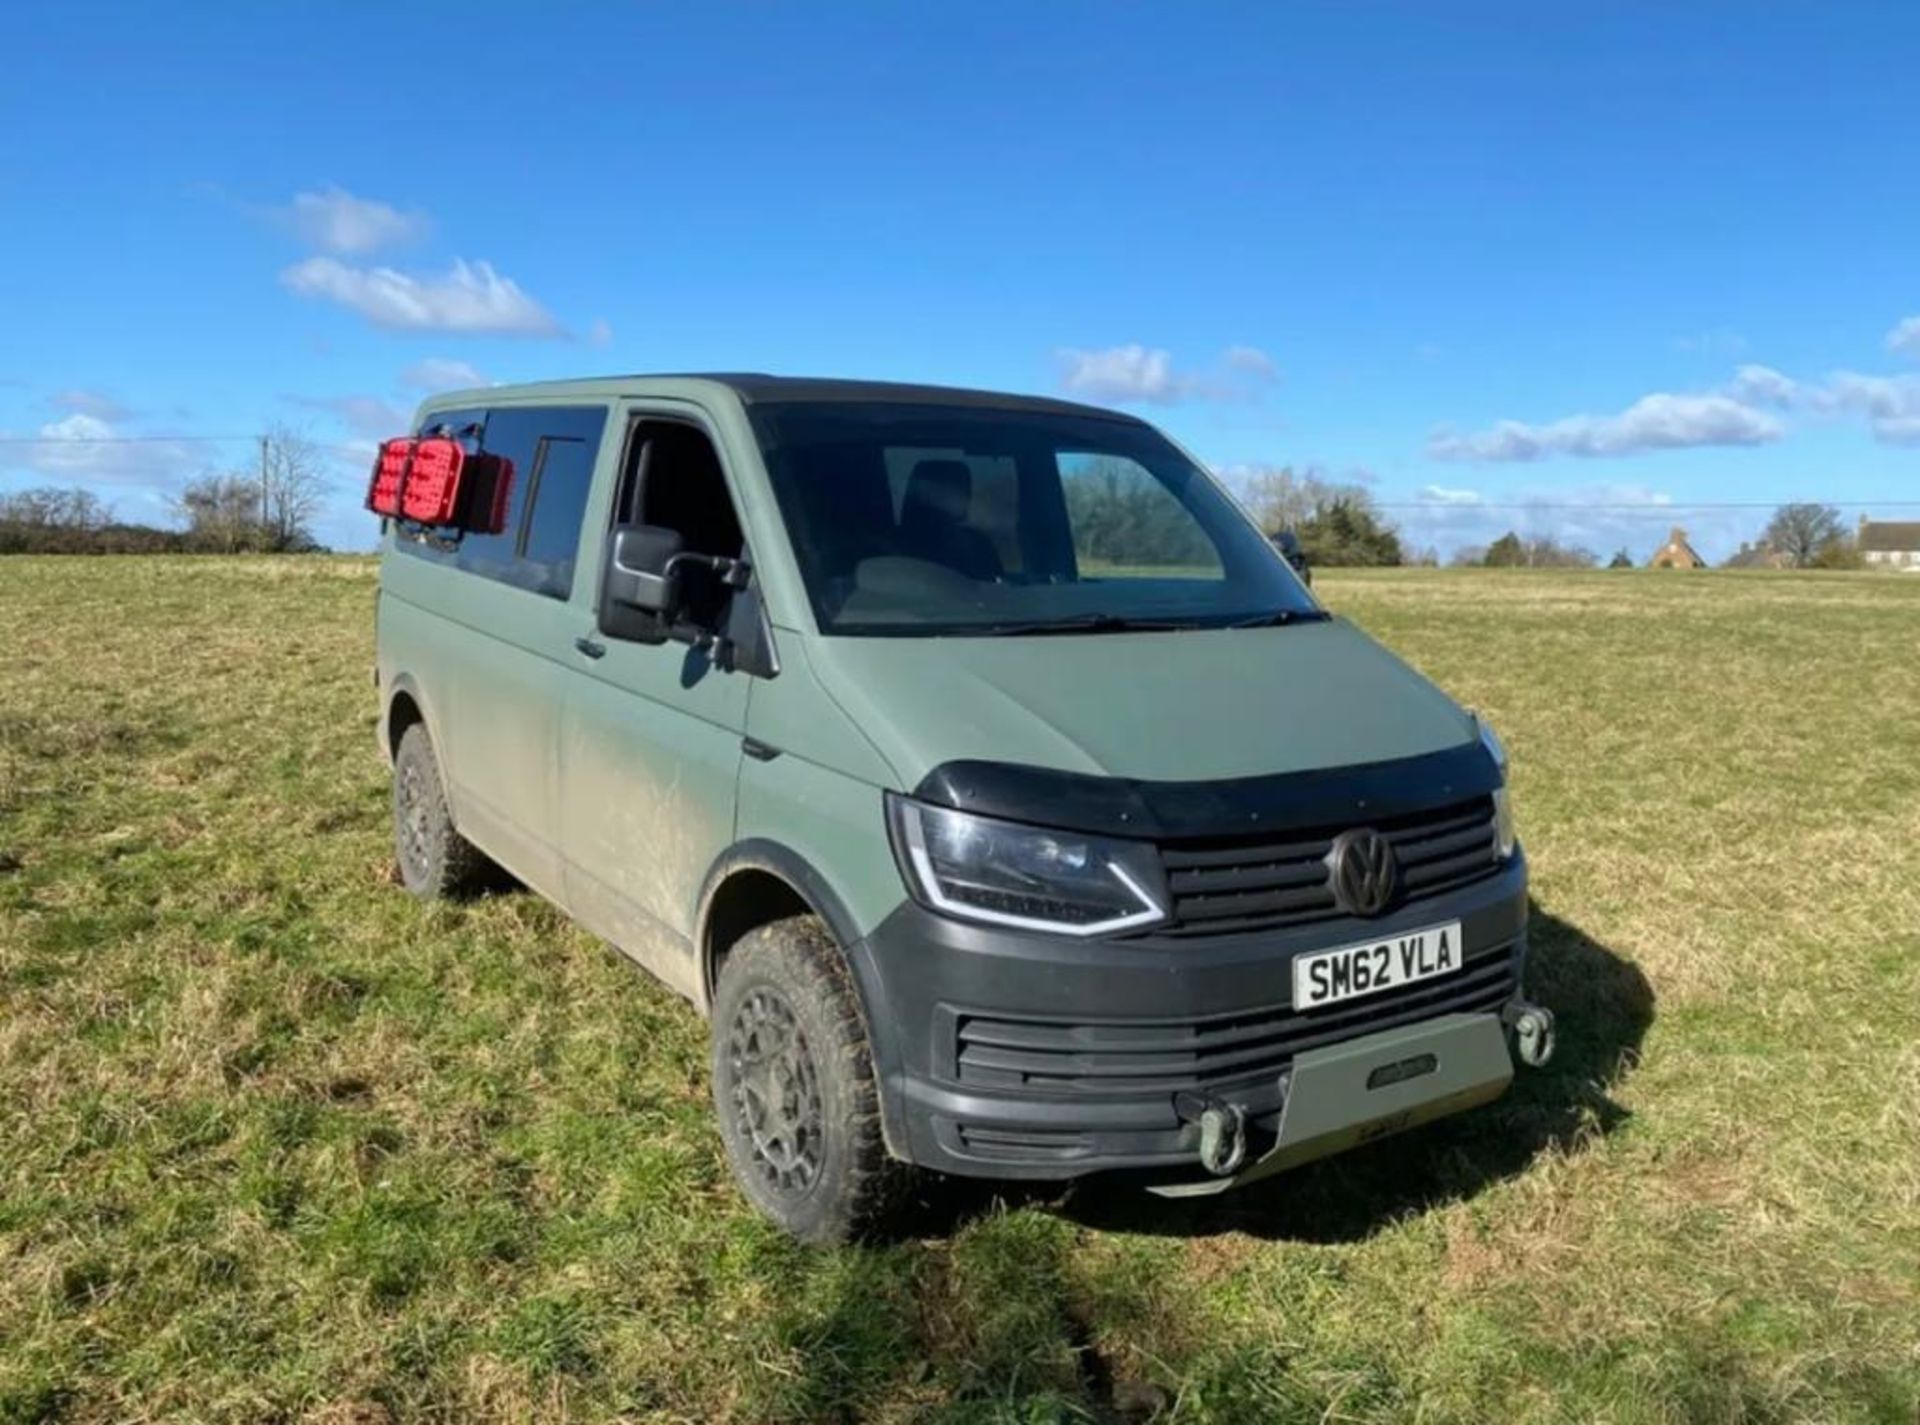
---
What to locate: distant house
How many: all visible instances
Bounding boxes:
[1648,526,1707,570]
[1857,517,1920,571]
[1724,539,1790,570]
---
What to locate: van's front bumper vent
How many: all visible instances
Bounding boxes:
[953,1124,1094,1162]
[952,942,1519,1097]
[1153,795,1501,939]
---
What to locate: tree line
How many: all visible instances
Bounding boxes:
[1453,504,1866,570]
[0,427,330,555]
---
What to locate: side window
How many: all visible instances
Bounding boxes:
[396,404,606,599]
[1059,452,1222,578]
[511,423,603,599]
[613,420,745,632]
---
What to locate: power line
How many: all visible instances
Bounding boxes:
[1375,499,1920,511]
[4,435,1914,513]
[0,433,256,445]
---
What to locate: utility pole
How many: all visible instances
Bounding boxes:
[259,434,271,547]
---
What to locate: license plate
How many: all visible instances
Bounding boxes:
[1292,921,1464,1009]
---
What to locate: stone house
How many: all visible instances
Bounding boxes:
[1648,526,1707,570]
[1724,539,1791,570]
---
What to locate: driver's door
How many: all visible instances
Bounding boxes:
[558,412,753,1000]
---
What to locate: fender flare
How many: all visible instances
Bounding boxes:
[381,671,446,764]
[694,838,910,1156]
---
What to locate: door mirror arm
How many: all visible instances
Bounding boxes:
[669,554,772,675]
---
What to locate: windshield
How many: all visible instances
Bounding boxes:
[748,401,1319,635]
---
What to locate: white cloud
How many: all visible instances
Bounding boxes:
[585,318,614,348]
[1871,416,1920,444]
[50,389,135,422]
[1057,344,1185,403]
[1222,344,1278,380]
[1419,484,1485,505]
[281,257,563,337]
[400,358,489,393]
[1885,315,1920,359]
[1429,392,1781,462]
[3,413,206,484]
[285,187,428,255]
[1725,362,1920,445]
[1820,370,1920,443]
[1056,343,1277,404]
[1726,364,1800,406]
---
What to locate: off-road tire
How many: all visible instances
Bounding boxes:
[711,915,910,1244]
[391,723,491,900]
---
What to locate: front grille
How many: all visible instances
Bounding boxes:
[1155,795,1501,939]
[953,941,1519,1096]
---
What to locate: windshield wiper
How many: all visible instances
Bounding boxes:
[1228,609,1331,628]
[981,613,1200,636]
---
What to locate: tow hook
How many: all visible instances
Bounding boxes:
[1175,1092,1248,1176]
[1504,1000,1557,1068]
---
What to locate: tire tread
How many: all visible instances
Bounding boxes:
[715,915,911,1244]
[392,723,491,900]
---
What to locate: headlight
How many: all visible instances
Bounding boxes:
[1477,716,1518,861]
[886,795,1169,936]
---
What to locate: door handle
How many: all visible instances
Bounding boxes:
[573,636,606,660]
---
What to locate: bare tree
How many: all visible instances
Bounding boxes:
[1239,465,1318,533]
[1523,535,1599,569]
[1236,465,1402,565]
[0,486,112,532]
[1762,503,1844,568]
[259,424,328,552]
[173,473,264,553]
[0,486,119,553]
[168,427,329,553]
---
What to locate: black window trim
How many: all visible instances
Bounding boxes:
[599,403,755,602]
[394,400,609,602]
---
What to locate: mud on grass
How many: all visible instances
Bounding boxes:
[2,557,1916,1422]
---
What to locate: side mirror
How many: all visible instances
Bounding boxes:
[605,523,685,615]
[599,522,766,662]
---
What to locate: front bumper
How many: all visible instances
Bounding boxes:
[848,850,1530,1182]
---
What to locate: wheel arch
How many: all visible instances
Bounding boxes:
[696,840,865,1003]
[381,672,441,765]
[695,839,908,1155]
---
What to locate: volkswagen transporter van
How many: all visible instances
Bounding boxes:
[372,375,1555,1243]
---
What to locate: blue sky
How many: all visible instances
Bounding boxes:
[2,2,1916,558]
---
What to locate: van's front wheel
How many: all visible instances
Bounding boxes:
[711,916,906,1244]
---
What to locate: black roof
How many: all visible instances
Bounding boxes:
[676,373,1145,422]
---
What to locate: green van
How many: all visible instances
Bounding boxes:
[375,375,1554,1242]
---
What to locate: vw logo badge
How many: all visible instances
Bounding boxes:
[1328,828,1399,917]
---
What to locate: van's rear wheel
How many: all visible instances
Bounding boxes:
[711,916,908,1244]
[391,723,491,900]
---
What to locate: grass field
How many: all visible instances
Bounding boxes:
[2,557,1917,1423]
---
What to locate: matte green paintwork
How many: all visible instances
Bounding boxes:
[804,617,1476,788]
[379,375,1485,983]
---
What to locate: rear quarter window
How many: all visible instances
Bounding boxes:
[394,404,608,600]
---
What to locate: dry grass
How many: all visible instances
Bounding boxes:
[2,556,1917,1422]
